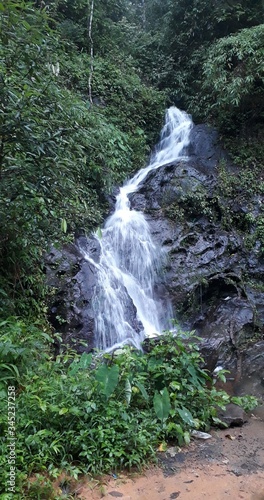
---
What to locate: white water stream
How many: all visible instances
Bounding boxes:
[83,107,193,350]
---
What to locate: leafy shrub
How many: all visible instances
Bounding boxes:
[1,324,257,497]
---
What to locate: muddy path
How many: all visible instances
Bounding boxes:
[76,414,264,500]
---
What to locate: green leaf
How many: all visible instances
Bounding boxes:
[153,388,171,422]
[95,364,119,399]
[61,218,67,233]
[69,352,93,375]
[135,381,149,401]
[177,406,196,427]
[39,401,47,412]
[96,226,103,239]
[187,364,199,381]
[40,332,54,343]
[0,363,20,379]
[79,352,93,369]
[125,378,132,406]
[59,408,69,415]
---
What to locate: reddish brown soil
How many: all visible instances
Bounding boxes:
[76,415,264,500]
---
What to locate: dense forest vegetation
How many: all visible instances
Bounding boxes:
[0,0,263,497]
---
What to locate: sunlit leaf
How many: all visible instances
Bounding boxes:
[61,218,67,233]
[125,378,132,406]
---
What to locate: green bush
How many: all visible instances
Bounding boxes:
[1,323,257,497]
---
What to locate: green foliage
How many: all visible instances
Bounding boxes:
[1,0,263,323]
[216,155,264,251]
[0,318,52,384]
[0,0,165,317]
[58,49,166,147]
[1,325,249,497]
[202,24,264,125]
[24,475,55,500]
[146,0,264,127]
[0,2,263,496]
[231,395,258,412]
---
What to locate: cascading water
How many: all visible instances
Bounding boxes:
[83,107,193,350]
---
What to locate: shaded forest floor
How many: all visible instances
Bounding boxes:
[76,413,264,500]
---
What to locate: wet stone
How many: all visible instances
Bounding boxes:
[217,403,247,428]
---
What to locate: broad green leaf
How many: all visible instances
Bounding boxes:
[169,381,181,391]
[39,402,47,412]
[177,406,196,427]
[79,352,93,369]
[95,364,119,399]
[153,388,171,421]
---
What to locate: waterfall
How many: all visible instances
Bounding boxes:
[83,107,193,350]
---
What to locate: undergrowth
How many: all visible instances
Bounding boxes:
[0,319,258,499]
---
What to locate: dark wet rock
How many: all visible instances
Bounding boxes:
[45,123,264,381]
[142,335,161,353]
[129,123,264,382]
[188,124,229,170]
[45,241,99,352]
[76,234,101,263]
[217,403,247,427]
[45,236,142,352]
[243,341,264,377]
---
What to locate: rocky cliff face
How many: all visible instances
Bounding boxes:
[45,123,264,391]
[45,236,100,352]
[130,125,264,379]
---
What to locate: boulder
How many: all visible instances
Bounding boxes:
[217,403,247,427]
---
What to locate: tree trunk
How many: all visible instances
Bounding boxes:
[88,0,94,105]
[142,0,146,30]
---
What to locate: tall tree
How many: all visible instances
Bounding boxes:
[88,0,94,104]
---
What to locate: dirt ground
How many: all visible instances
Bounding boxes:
[76,413,264,500]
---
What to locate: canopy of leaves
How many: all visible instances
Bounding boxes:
[202,24,264,124]
[0,0,165,316]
